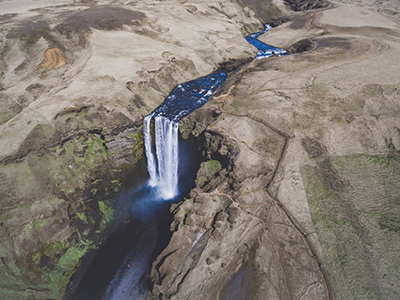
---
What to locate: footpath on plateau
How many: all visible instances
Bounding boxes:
[149,0,400,299]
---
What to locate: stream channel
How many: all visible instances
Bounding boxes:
[68,24,286,300]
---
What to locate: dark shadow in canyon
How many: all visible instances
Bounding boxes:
[67,135,203,300]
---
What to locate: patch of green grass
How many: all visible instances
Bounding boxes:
[209,135,220,152]
[303,154,400,299]
[378,215,400,233]
[196,159,222,187]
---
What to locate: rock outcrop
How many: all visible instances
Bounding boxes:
[149,107,327,299]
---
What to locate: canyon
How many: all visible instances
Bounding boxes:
[0,0,399,299]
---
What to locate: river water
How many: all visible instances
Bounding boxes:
[246,24,288,59]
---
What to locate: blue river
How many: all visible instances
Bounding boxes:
[246,24,288,59]
[152,69,227,121]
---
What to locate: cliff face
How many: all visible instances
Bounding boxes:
[150,107,327,300]
[0,1,268,299]
[149,1,400,299]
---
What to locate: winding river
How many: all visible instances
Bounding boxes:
[246,24,287,59]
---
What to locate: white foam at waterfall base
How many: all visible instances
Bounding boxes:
[143,115,179,200]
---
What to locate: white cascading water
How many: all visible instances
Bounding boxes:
[143,114,157,186]
[144,115,179,200]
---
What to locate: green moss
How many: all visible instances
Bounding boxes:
[34,219,45,230]
[91,187,98,195]
[7,260,22,277]
[85,135,108,167]
[110,179,122,192]
[0,239,90,300]
[92,178,103,185]
[209,135,220,153]
[64,134,108,167]
[0,118,149,299]
[32,252,41,264]
[208,159,221,169]
[0,110,149,298]
[0,237,94,299]
[378,215,400,233]
[78,107,88,118]
[99,201,113,221]
[45,238,94,298]
[132,129,145,159]
[129,127,144,142]
[179,120,196,139]
[40,132,112,197]
[196,159,222,187]
[75,211,88,224]
[303,154,400,300]
[98,201,114,232]
[146,290,155,300]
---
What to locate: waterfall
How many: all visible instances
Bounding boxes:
[142,69,227,200]
[143,115,179,200]
[155,116,179,199]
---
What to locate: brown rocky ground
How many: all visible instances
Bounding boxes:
[0,0,399,299]
[149,0,400,299]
